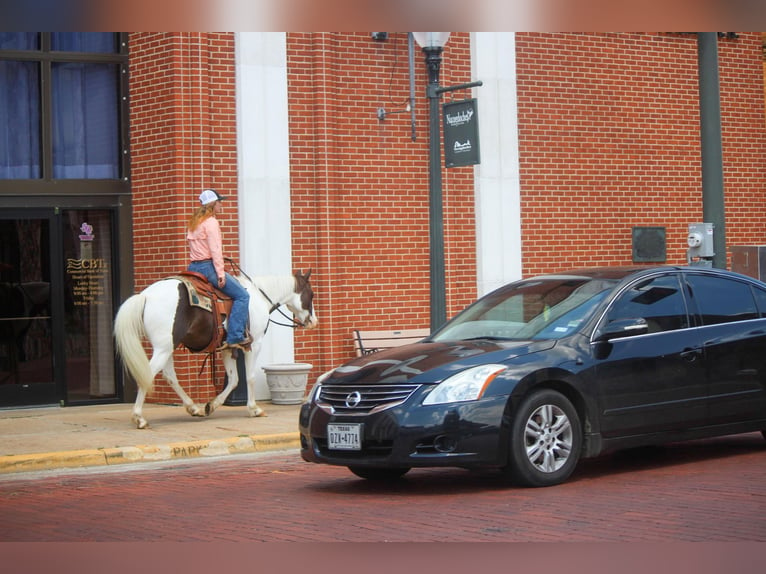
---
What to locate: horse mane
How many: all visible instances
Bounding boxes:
[240,274,296,299]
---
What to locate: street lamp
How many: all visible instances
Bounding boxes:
[412,32,450,331]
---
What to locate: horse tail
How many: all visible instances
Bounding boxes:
[114,293,155,394]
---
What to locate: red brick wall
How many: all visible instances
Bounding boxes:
[129,32,238,403]
[286,32,477,372]
[516,32,766,276]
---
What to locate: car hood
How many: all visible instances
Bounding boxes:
[327,339,556,385]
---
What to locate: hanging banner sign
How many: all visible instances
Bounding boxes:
[442,98,480,168]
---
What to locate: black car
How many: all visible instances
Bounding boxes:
[299,266,766,487]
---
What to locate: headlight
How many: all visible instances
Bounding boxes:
[422,364,506,405]
[303,382,321,404]
[303,369,334,404]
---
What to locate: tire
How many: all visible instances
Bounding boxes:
[348,466,411,481]
[503,389,582,487]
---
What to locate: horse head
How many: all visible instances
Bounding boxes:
[289,269,318,329]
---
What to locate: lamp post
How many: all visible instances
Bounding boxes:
[412,32,450,331]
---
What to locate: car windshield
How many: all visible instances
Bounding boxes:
[432,276,618,341]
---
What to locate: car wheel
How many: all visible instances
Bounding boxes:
[348,466,411,481]
[504,389,582,487]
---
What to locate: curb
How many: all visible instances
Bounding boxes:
[0,432,300,475]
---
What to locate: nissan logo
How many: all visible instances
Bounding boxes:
[345,391,362,409]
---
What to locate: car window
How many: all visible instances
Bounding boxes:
[753,284,766,317]
[685,274,758,325]
[603,274,689,333]
[432,277,616,341]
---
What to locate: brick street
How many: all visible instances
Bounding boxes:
[0,432,765,542]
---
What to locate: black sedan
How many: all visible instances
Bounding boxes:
[299,266,766,487]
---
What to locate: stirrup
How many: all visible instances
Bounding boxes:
[218,336,252,352]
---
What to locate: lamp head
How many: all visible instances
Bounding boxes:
[412,32,451,50]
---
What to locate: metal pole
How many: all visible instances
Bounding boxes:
[697,32,726,269]
[408,33,416,142]
[423,46,447,330]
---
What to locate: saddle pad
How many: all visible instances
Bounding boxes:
[168,274,214,312]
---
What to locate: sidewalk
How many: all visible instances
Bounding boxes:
[0,401,301,475]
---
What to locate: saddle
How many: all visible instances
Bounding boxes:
[173,271,233,354]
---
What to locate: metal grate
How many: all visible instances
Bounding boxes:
[318,384,421,414]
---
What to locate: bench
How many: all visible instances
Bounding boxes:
[353,328,431,356]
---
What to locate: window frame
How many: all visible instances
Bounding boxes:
[0,33,129,193]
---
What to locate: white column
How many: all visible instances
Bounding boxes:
[471,32,523,296]
[235,32,293,399]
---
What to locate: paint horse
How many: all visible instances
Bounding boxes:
[113,268,317,428]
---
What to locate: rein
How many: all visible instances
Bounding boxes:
[258,287,303,331]
[225,257,306,333]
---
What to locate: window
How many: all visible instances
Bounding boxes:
[752,284,766,317]
[0,32,126,181]
[605,274,689,333]
[686,274,758,325]
[52,62,120,178]
[0,60,40,178]
[51,33,116,53]
[0,33,38,51]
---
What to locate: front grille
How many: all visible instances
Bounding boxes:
[318,383,421,414]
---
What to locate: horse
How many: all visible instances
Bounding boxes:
[113,268,317,428]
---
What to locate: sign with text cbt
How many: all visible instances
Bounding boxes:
[442,98,480,168]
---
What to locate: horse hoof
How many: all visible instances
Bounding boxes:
[133,416,148,429]
[249,407,267,417]
[205,402,213,416]
[185,404,205,417]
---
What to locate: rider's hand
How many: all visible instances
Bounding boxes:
[218,276,225,288]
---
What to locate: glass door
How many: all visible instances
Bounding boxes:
[0,207,119,408]
[0,211,57,406]
[61,208,118,404]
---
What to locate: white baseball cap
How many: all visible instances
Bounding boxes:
[199,188,225,205]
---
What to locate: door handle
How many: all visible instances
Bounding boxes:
[680,347,703,362]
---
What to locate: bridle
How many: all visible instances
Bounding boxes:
[257,287,311,331]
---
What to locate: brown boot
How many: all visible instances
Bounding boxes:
[225,335,253,352]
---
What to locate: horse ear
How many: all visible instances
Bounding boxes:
[305,268,312,280]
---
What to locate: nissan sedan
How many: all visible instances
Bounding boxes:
[299,266,766,487]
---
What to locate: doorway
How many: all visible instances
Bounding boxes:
[0,208,119,407]
[0,210,57,405]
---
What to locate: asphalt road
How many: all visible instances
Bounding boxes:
[1,432,765,543]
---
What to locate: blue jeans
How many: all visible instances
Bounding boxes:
[188,260,250,344]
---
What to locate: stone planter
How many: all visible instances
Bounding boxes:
[262,363,313,405]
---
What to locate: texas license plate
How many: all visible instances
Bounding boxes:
[327,423,362,451]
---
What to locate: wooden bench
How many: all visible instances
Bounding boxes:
[353,328,431,356]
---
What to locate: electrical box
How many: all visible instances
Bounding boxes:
[687,222,714,264]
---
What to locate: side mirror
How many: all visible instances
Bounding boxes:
[594,317,649,342]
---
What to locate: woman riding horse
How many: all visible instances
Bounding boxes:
[187,188,252,351]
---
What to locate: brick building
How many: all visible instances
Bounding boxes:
[2,32,764,408]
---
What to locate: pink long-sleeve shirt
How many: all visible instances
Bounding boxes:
[187,216,225,280]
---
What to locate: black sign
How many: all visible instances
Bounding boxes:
[442,98,480,168]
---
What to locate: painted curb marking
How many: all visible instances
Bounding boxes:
[0,432,300,474]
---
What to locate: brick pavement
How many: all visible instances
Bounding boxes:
[0,432,764,542]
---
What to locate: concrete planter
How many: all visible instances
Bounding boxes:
[262,363,313,405]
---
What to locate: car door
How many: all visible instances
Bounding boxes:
[684,272,766,425]
[590,271,708,438]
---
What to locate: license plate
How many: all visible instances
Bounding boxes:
[327,423,362,451]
